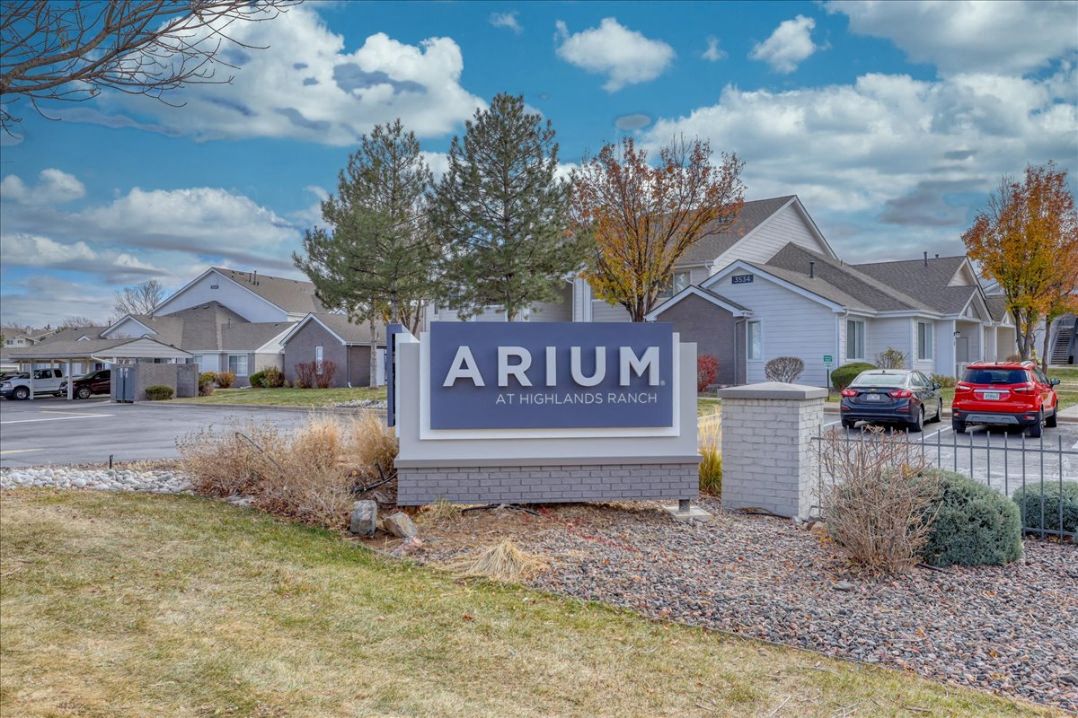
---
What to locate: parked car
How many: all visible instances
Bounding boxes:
[59,369,111,400]
[0,368,66,400]
[951,361,1059,437]
[839,369,942,432]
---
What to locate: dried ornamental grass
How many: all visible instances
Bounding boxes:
[420,497,464,525]
[698,420,723,496]
[347,411,399,482]
[449,540,548,583]
[179,413,400,531]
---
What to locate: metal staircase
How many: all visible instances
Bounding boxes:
[1050,315,1077,365]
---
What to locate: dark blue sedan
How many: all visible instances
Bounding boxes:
[839,369,943,432]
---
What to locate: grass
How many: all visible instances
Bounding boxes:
[170,385,387,408]
[697,395,721,417]
[0,491,1055,718]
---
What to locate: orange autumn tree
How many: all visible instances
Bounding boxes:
[571,137,744,321]
[963,163,1078,366]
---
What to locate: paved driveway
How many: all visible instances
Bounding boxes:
[821,417,1078,492]
[0,399,323,468]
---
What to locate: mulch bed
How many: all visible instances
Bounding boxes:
[411,499,1078,712]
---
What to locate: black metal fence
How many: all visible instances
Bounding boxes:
[813,427,1076,541]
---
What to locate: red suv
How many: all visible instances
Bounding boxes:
[951,361,1059,437]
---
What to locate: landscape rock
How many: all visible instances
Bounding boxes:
[1,467,190,494]
[350,500,378,536]
[383,511,418,539]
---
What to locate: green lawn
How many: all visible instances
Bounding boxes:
[0,491,1051,718]
[170,386,386,408]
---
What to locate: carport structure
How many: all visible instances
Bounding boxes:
[7,337,191,400]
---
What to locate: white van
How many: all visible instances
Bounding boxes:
[0,369,66,399]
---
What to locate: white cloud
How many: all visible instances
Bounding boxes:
[0,275,117,327]
[827,0,1078,75]
[555,18,675,92]
[77,6,484,145]
[702,36,726,62]
[0,168,85,205]
[489,11,522,34]
[643,69,1077,259]
[750,15,819,74]
[1,232,160,279]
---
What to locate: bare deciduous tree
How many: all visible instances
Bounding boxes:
[0,0,296,131]
[113,279,165,318]
[58,315,95,329]
[764,356,804,383]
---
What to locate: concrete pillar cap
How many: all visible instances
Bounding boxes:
[717,382,828,401]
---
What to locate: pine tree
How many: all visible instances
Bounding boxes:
[431,94,584,321]
[294,119,438,336]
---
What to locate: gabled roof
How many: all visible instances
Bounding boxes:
[645,285,750,321]
[765,243,936,313]
[102,302,294,351]
[31,325,109,344]
[984,295,1010,322]
[679,195,799,265]
[221,321,294,350]
[210,267,324,315]
[853,256,978,315]
[280,313,385,346]
[7,336,191,360]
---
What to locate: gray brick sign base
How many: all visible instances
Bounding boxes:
[397,462,698,506]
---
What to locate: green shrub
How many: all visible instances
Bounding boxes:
[261,366,285,388]
[198,372,215,397]
[249,370,267,388]
[930,373,956,388]
[1012,481,1078,536]
[831,362,876,391]
[144,384,175,401]
[215,371,236,388]
[920,470,1022,567]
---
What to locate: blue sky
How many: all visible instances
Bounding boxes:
[1,0,1076,326]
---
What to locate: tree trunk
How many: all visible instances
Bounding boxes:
[368,319,379,389]
[1041,315,1054,372]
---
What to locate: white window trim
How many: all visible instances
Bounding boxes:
[846,319,866,361]
[315,345,324,375]
[917,321,934,361]
[747,320,763,361]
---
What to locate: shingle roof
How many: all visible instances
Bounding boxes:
[679,195,797,265]
[305,313,385,345]
[212,267,324,314]
[109,302,292,351]
[31,326,109,344]
[985,295,1010,322]
[853,256,977,315]
[221,321,292,350]
[764,243,935,313]
[699,287,750,313]
[744,260,877,313]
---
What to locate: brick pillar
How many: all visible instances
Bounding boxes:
[717,382,826,519]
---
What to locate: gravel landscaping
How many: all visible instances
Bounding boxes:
[0,466,190,493]
[415,500,1078,712]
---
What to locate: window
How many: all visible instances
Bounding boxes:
[917,321,933,360]
[846,319,865,360]
[315,345,324,375]
[747,321,762,360]
[660,270,691,298]
[227,354,248,377]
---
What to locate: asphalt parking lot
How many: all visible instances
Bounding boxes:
[0,398,321,468]
[822,416,1078,493]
